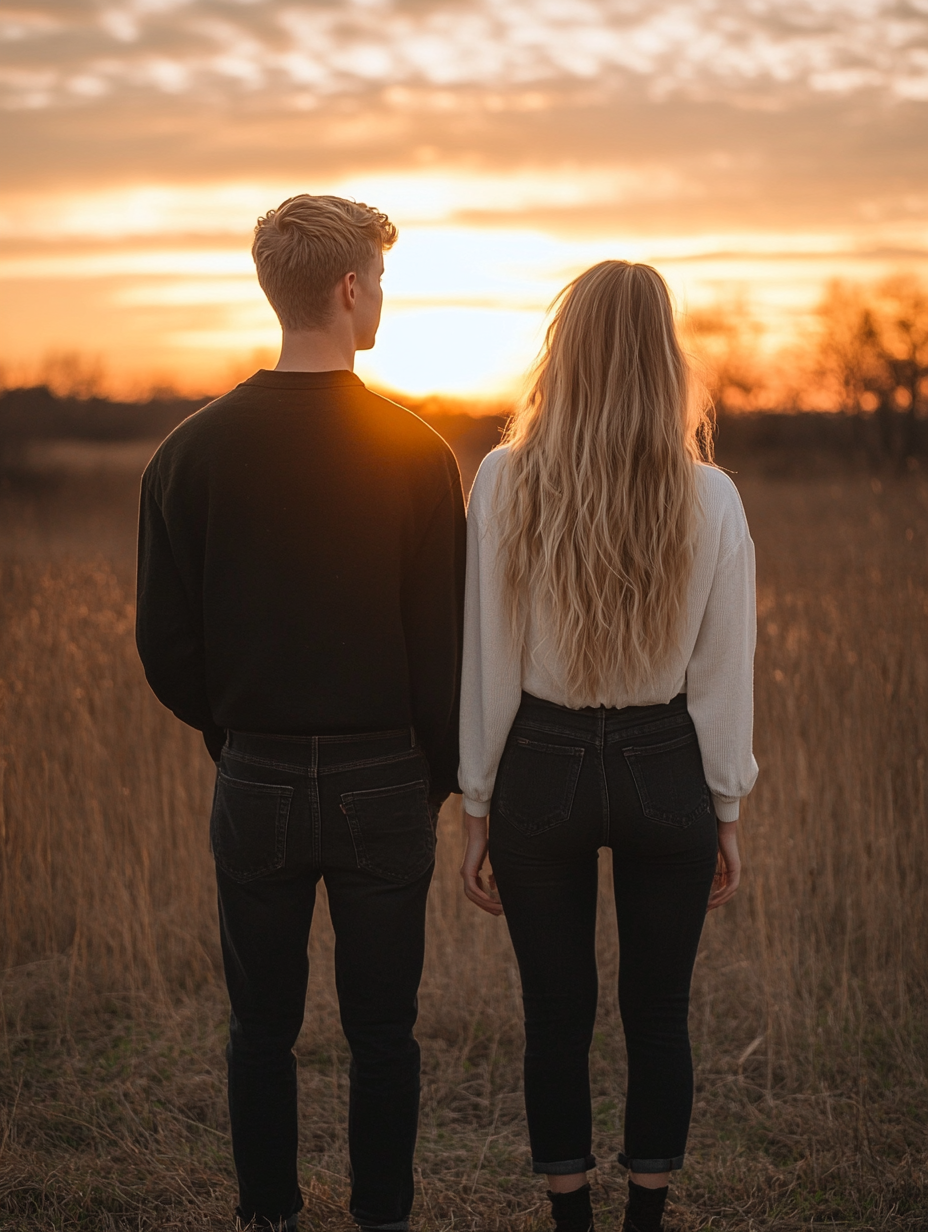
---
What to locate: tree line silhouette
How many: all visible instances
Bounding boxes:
[685,273,928,469]
[2,275,926,474]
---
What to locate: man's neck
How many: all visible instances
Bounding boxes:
[274,328,355,373]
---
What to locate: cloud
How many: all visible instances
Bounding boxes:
[0,166,704,240]
[2,0,926,397]
[2,0,927,111]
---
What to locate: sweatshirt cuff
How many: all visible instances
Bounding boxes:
[712,794,741,822]
[463,795,490,817]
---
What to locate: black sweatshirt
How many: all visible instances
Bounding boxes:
[136,369,466,797]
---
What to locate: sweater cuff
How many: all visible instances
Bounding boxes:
[463,795,490,817]
[712,794,740,822]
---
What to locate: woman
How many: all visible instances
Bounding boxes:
[459,261,757,1232]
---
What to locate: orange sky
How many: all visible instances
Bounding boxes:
[2,1,927,398]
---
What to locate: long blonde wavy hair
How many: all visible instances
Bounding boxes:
[497,260,713,703]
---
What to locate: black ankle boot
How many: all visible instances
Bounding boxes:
[547,1183,594,1232]
[622,1180,668,1232]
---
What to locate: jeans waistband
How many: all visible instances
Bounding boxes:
[225,726,417,771]
[517,691,690,741]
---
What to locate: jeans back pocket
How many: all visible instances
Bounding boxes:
[496,735,584,836]
[210,772,293,882]
[622,732,711,828]
[341,779,435,884]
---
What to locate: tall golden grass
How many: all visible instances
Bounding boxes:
[1,465,926,1230]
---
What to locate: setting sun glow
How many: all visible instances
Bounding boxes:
[2,2,926,398]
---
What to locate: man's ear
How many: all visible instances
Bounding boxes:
[335,270,358,311]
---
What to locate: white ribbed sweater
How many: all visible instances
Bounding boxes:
[458,448,758,822]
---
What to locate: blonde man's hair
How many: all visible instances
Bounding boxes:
[497,260,714,703]
[252,194,398,329]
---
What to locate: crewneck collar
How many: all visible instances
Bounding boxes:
[243,369,365,391]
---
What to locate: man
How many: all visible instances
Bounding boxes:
[136,195,465,1232]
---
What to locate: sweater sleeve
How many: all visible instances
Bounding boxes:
[458,455,523,816]
[685,526,759,822]
[402,472,467,799]
[136,465,225,761]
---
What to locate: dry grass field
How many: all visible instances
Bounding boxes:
[1,450,927,1231]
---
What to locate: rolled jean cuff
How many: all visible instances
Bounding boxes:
[355,1222,409,1231]
[532,1154,596,1175]
[617,1152,684,1173]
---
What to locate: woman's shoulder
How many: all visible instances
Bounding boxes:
[468,445,511,510]
[695,462,745,511]
[694,463,751,543]
[476,443,511,478]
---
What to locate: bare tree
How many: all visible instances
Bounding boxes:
[872,274,928,460]
[814,275,928,465]
[683,303,766,414]
[36,350,108,400]
[814,281,884,413]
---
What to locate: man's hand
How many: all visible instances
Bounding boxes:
[460,808,503,916]
[707,820,741,911]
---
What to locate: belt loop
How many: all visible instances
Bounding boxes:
[409,725,416,749]
[311,734,319,778]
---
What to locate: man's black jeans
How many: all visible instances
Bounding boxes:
[488,693,719,1177]
[212,728,436,1231]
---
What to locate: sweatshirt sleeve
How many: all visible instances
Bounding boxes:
[685,520,759,822]
[136,464,225,761]
[458,454,523,816]
[402,468,467,799]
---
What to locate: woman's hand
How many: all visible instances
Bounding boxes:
[707,820,741,911]
[460,809,504,916]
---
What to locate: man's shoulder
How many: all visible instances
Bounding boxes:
[143,385,252,481]
[168,384,250,441]
[355,388,462,493]
[360,388,457,456]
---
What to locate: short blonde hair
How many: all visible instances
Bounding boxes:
[252,194,398,329]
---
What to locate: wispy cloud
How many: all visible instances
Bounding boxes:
[2,0,927,111]
[0,166,704,240]
[2,1,926,396]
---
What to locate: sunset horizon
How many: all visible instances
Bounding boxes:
[3,1,927,400]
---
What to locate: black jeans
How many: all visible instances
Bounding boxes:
[489,693,718,1176]
[212,727,436,1231]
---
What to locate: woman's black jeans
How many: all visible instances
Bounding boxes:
[212,727,436,1231]
[489,692,719,1177]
